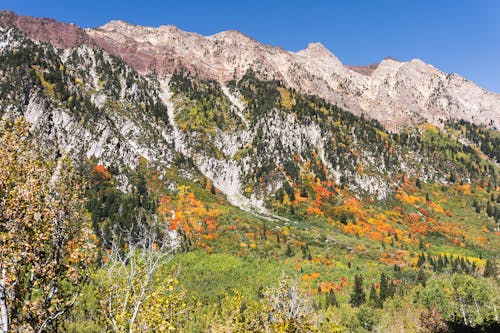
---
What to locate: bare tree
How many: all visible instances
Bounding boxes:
[264,275,314,332]
[98,224,186,332]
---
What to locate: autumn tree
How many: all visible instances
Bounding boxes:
[158,185,220,251]
[0,119,96,332]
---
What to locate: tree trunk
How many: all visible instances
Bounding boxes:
[458,296,468,326]
[0,263,9,333]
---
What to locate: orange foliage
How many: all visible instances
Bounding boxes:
[91,164,111,181]
[425,216,437,224]
[158,186,220,243]
[318,281,342,293]
[319,281,336,293]
[368,231,383,241]
[404,213,421,223]
[306,206,323,216]
[305,182,337,216]
[344,197,362,210]
[353,245,366,253]
[302,272,321,281]
[418,207,432,217]
[455,183,471,195]
[380,250,410,266]
[428,202,445,214]
[410,222,429,235]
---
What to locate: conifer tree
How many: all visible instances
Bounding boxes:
[379,273,391,306]
[350,274,366,307]
[369,284,379,306]
[417,267,427,286]
[326,290,338,308]
[484,259,496,278]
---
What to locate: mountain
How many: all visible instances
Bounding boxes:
[0,10,498,213]
[0,11,499,332]
[1,10,498,132]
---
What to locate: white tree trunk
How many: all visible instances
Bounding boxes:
[0,263,9,333]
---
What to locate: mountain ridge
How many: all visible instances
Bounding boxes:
[1,10,498,131]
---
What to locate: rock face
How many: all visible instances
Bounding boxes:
[0,10,92,48]
[1,10,499,131]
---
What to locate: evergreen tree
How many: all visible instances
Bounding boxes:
[379,273,391,306]
[369,284,378,306]
[350,274,366,307]
[417,253,426,266]
[284,243,294,257]
[486,202,493,217]
[326,290,338,308]
[417,267,427,286]
[484,259,496,278]
[418,237,425,251]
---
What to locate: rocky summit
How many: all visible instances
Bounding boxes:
[1,10,498,132]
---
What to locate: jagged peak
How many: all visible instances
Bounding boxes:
[297,42,330,55]
[98,20,137,31]
[296,42,341,63]
[306,42,327,50]
[210,29,249,39]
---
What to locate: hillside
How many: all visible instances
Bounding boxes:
[0,11,499,333]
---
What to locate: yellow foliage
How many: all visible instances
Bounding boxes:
[277,87,295,110]
[396,190,421,205]
[455,183,472,195]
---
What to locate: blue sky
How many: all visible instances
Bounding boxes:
[2,0,499,92]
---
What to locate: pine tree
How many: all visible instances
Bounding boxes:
[326,290,338,308]
[350,274,366,307]
[418,237,425,251]
[417,267,427,286]
[486,202,493,217]
[484,259,496,278]
[369,284,378,306]
[417,253,426,266]
[379,273,391,306]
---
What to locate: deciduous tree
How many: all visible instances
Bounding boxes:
[0,119,96,332]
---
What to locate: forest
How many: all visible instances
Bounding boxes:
[1,117,498,332]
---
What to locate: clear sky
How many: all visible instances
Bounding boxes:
[2,0,499,92]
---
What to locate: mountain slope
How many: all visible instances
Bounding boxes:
[0,21,498,216]
[0,11,499,332]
